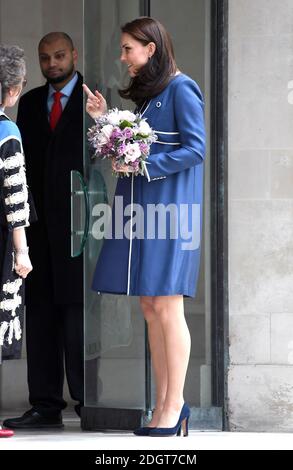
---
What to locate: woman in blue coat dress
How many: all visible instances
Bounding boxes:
[83,17,205,437]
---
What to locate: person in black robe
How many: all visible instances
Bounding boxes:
[0,44,34,438]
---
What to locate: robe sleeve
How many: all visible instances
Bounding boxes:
[144,78,206,182]
[1,135,30,231]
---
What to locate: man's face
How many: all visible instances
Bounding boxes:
[38,39,77,84]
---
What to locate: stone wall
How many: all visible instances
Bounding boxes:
[228,0,293,431]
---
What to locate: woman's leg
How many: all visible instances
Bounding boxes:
[152,295,191,428]
[140,296,168,427]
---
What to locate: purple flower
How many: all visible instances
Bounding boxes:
[117,143,127,156]
[139,142,149,154]
[132,160,140,171]
[112,127,123,139]
[122,127,134,139]
[101,145,110,155]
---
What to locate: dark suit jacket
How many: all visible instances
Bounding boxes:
[17,72,83,304]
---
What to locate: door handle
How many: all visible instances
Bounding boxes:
[71,170,90,257]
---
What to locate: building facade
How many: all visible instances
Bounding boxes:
[228,0,293,431]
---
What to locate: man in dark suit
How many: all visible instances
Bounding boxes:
[3,32,84,429]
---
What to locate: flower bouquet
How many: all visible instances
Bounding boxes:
[87,108,157,177]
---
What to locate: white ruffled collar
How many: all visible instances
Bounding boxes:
[0,108,10,119]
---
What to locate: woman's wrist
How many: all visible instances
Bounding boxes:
[14,247,29,255]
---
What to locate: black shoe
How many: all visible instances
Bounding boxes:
[2,409,64,429]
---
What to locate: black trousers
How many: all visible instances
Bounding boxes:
[25,302,84,416]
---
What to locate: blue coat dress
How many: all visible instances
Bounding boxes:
[92,73,205,297]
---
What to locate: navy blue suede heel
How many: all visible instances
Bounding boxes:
[133,426,156,436]
[149,404,190,437]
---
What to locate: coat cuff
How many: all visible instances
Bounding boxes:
[143,162,167,182]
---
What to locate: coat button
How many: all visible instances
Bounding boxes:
[156,101,162,108]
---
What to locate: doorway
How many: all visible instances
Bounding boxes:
[80,0,227,431]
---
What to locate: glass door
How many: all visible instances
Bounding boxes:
[81,0,221,431]
[82,0,148,430]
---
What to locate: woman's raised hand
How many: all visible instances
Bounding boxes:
[83,84,108,119]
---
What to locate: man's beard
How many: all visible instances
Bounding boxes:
[44,64,75,84]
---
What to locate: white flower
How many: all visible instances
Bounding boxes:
[136,120,151,136]
[124,143,141,163]
[101,124,114,140]
[118,110,136,122]
[107,110,121,126]
[97,124,114,145]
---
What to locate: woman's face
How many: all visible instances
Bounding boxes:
[120,32,155,77]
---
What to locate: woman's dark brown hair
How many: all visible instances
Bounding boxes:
[119,17,178,106]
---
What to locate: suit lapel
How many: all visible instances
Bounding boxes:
[39,83,52,136]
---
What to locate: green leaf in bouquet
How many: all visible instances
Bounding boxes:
[120,120,134,129]
[133,133,148,139]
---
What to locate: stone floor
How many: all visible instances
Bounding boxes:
[0,411,292,450]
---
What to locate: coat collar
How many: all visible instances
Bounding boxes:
[142,73,184,120]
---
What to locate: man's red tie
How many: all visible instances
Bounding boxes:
[50,91,63,130]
